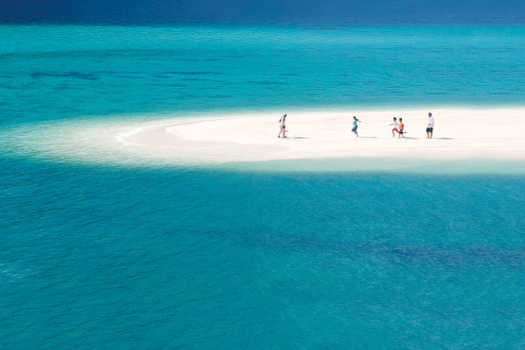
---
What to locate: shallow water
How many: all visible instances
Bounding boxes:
[1,25,524,348]
[1,25,524,127]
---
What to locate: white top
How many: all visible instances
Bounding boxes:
[427,116,435,127]
[279,115,286,127]
[393,121,399,129]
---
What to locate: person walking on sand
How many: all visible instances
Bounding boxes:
[351,116,361,137]
[398,118,407,138]
[389,117,400,137]
[281,125,288,139]
[426,112,435,139]
[278,114,287,138]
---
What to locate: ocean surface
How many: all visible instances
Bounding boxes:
[3,0,525,25]
[1,24,524,348]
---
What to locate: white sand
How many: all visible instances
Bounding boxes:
[120,108,525,164]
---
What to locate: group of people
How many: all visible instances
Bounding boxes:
[388,117,407,138]
[279,112,435,139]
[277,114,288,138]
[351,112,435,139]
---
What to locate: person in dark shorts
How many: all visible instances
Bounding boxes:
[426,112,435,139]
[351,116,361,137]
[398,118,407,137]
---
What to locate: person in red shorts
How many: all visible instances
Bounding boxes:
[389,117,400,137]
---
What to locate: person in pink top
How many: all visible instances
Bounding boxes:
[281,125,288,138]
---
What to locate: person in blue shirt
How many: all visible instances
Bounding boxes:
[352,116,361,137]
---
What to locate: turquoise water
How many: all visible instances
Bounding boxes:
[1,25,524,125]
[1,25,524,348]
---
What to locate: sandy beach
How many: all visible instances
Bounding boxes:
[119,108,525,163]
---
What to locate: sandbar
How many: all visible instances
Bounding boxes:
[119,108,525,164]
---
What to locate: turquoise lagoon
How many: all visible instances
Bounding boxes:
[0,25,524,348]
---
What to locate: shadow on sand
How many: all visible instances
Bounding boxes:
[394,137,455,140]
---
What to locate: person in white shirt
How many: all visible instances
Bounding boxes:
[389,117,400,137]
[426,112,435,139]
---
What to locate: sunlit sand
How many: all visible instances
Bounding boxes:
[119,108,525,163]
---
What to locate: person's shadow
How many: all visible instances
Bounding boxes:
[397,137,455,140]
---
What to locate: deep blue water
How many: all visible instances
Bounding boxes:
[2,0,525,25]
[1,24,524,348]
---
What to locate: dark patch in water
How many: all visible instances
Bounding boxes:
[196,230,525,269]
[249,80,287,86]
[164,71,222,75]
[206,94,232,99]
[181,78,213,82]
[31,72,99,80]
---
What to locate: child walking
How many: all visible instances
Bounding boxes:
[352,116,361,137]
[281,125,288,139]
